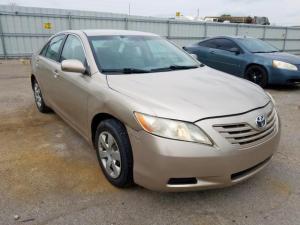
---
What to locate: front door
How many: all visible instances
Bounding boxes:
[52,34,90,136]
[212,38,244,76]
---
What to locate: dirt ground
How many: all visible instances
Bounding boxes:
[0,60,299,225]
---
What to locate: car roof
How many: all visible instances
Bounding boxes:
[204,35,254,40]
[67,29,159,37]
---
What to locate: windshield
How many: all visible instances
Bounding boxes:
[88,35,199,74]
[238,38,279,53]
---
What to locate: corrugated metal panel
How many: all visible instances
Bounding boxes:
[128,21,168,36]
[265,27,286,39]
[2,35,49,56]
[286,28,300,39]
[169,38,201,47]
[170,23,205,37]
[237,26,264,38]
[266,40,284,49]
[1,15,68,34]
[207,24,237,37]
[285,40,300,50]
[72,18,125,30]
[1,5,300,57]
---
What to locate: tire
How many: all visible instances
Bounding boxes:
[95,119,134,188]
[245,65,268,88]
[32,78,52,113]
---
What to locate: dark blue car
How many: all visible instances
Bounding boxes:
[184,36,300,87]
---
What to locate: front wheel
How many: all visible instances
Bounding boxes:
[245,65,268,88]
[95,119,134,188]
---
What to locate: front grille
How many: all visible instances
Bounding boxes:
[214,107,277,147]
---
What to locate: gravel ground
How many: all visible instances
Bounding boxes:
[0,60,299,225]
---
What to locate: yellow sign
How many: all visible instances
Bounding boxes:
[43,22,52,30]
[176,12,181,17]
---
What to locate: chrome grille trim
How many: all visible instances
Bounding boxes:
[213,107,277,147]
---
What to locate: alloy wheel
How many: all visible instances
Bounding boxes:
[97,131,122,179]
[249,69,263,85]
[246,66,268,88]
[34,82,42,108]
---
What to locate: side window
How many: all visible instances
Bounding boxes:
[60,35,86,64]
[199,39,218,48]
[45,35,65,61]
[214,39,239,51]
[40,42,49,56]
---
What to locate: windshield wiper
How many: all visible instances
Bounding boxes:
[169,65,199,70]
[122,68,151,74]
[252,51,278,53]
[102,65,199,74]
[151,65,199,72]
[102,68,151,74]
[252,51,268,53]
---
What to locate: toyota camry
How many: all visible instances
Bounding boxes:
[31,30,280,191]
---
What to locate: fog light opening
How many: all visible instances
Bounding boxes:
[168,177,197,185]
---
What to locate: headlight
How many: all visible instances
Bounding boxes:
[265,91,276,105]
[272,60,298,71]
[134,112,213,145]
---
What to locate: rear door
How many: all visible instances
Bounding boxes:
[36,34,66,107]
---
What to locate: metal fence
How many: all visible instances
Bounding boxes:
[1,5,300,58]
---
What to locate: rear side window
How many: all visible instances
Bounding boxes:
[60,35,86,64]
[214,39,239,51]
[45,35,65,62]
[198,39,218,48]
[40,42,49,56]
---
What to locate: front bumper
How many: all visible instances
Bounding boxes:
[269,67,300,85]
[127,104,280,191]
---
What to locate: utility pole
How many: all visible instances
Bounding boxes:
[197,8,199,17]
[128,3,131,16]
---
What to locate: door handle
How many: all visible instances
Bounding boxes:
[35,58,40,68]
[53,70,60,78]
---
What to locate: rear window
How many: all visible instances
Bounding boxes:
[40,43,49,56]
[199,39,217,48]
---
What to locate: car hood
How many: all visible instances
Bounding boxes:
[107,67,270,122]
[256,52,300,64]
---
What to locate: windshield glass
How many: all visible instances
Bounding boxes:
[88,35,199,73]
[238,38,279,53]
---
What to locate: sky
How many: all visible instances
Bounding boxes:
[0,0,299,26]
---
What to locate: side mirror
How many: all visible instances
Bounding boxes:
[61,59,86,74]
[229,47,240,55]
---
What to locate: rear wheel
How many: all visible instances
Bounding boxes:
[245,65,268,88]
[32,79,52,113]
[95,119,134,188]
